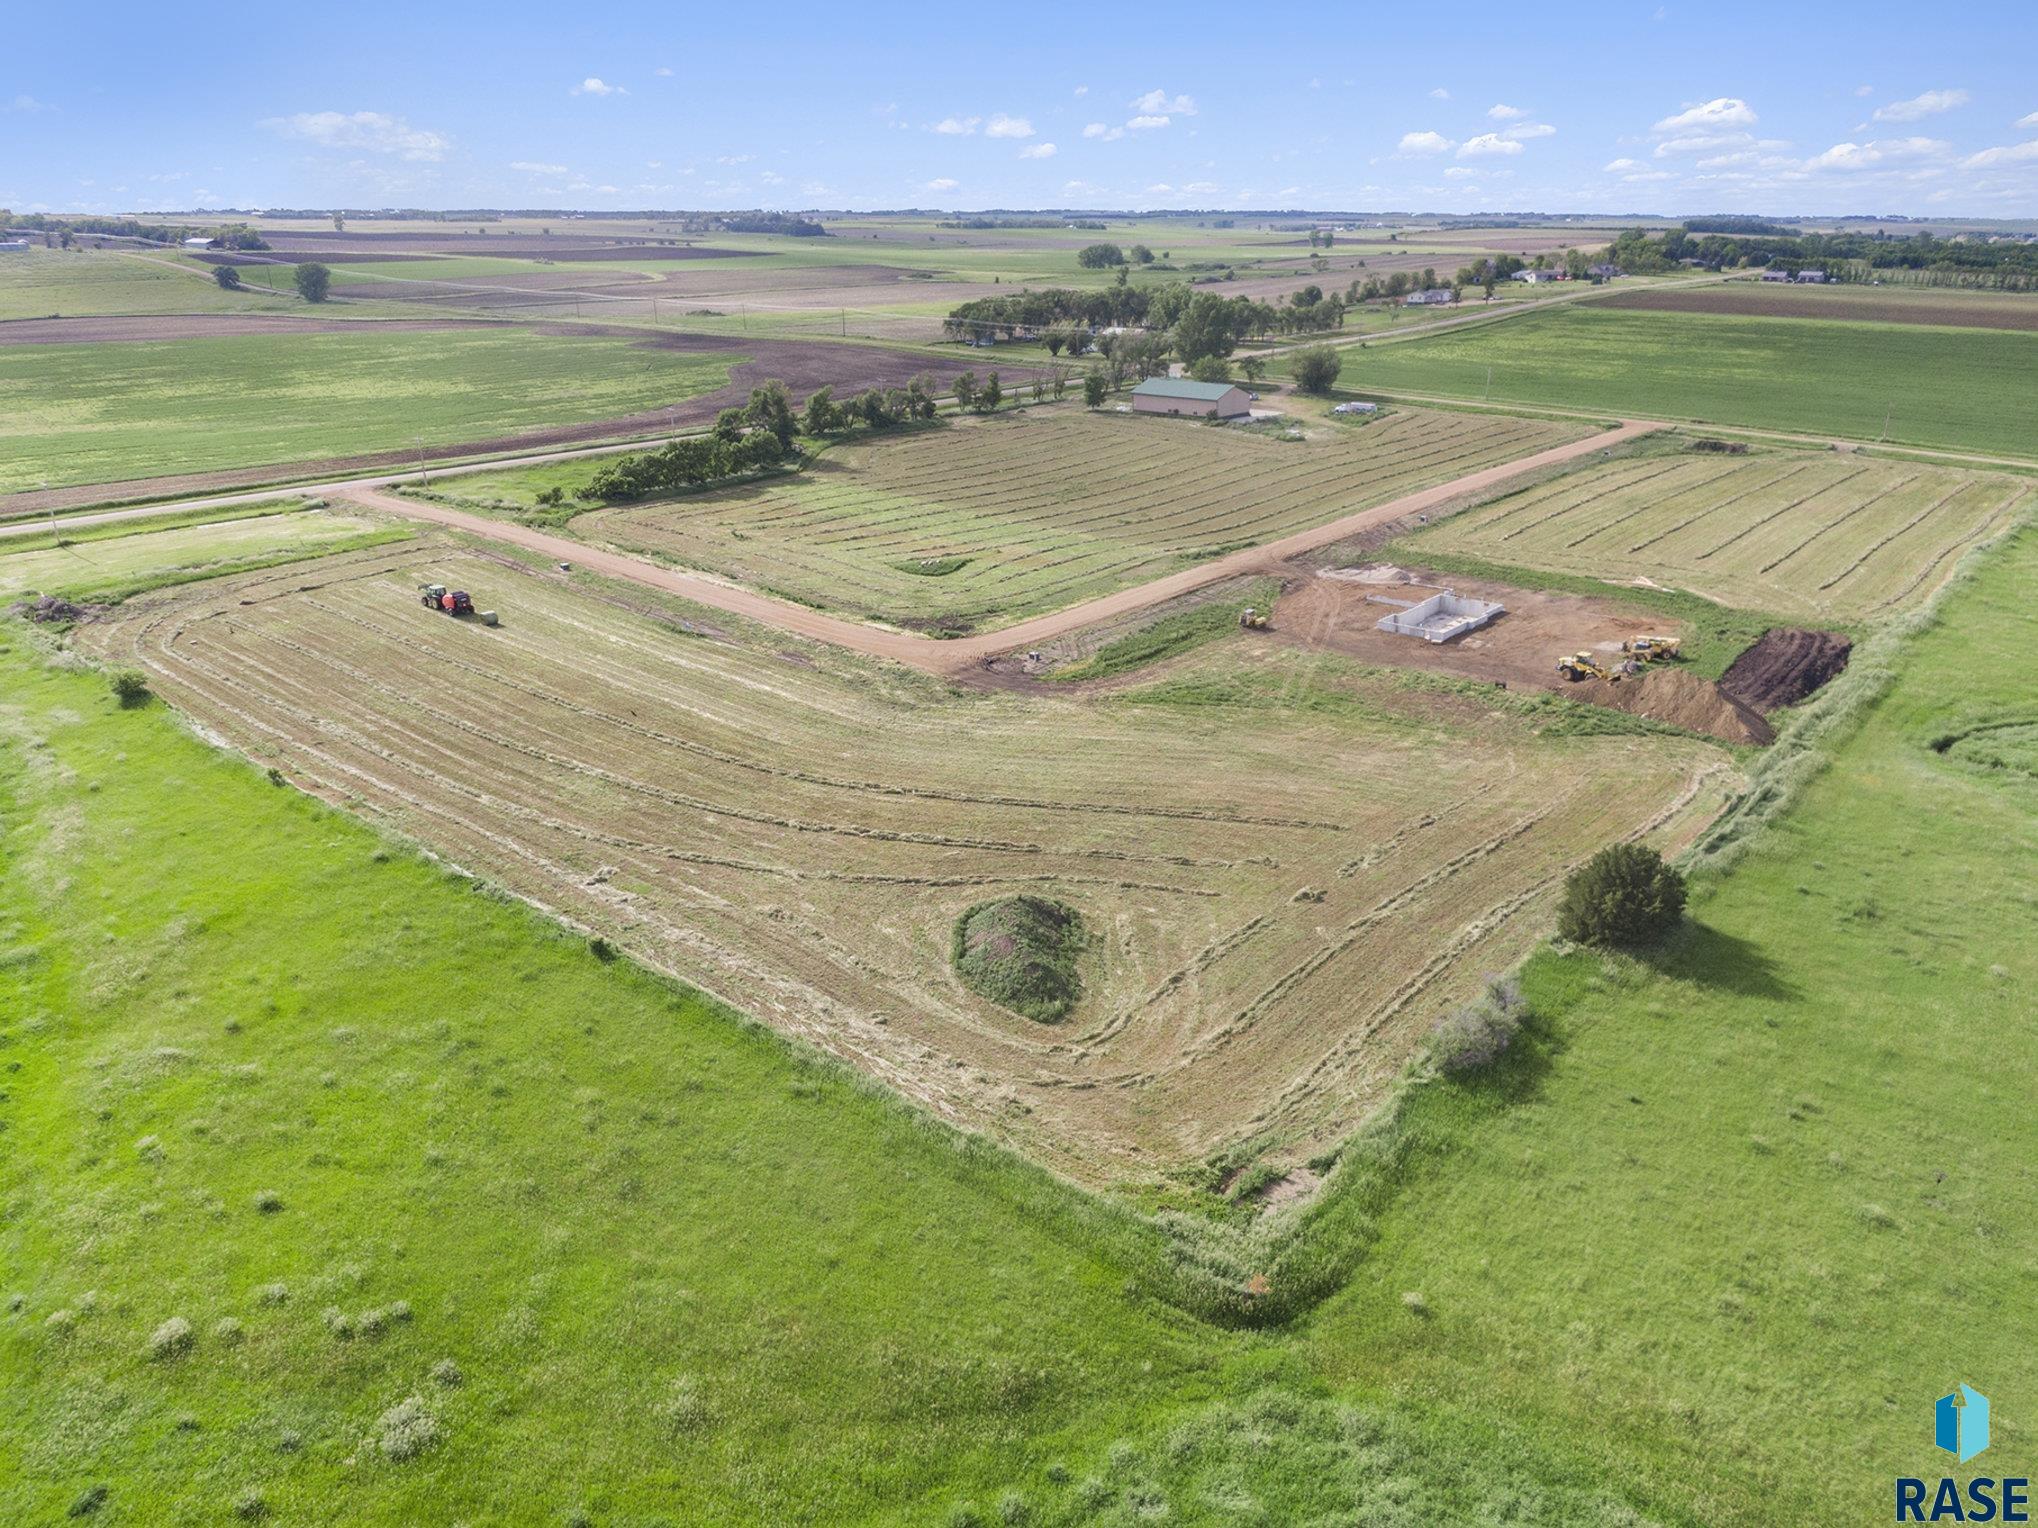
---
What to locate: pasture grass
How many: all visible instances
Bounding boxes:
[1316,303,2038,459]
[1047,578,1282,681]
[0,248,300,321]
[0,328,740,493]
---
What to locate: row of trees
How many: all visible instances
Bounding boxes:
[1596,224,2038,284]
[800,377,940,434]
[585,382,804,501]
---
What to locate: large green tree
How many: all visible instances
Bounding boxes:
[293,263,332,303]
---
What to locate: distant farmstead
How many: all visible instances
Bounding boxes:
[1513,269,1562,284]
[183,236,217,249]
[1587,263,1622,280]
[0,239,30,252]
[1404,288,1454,306]
[1130,377,1251,421]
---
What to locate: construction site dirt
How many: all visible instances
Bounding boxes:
[1719,626,1854,712]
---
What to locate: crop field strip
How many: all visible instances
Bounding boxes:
[84,543,1726,1180]
[1407,450,2029,621]
[580,407,1587,627]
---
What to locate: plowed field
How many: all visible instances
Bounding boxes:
[80,542,1733,1180]
[1402,448,2028,621]
[580,406,1591,630]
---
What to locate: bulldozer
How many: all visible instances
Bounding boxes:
[1622,633,1682,663]
[420,583,475,617]
[1239,606,1271,631]
[1556,650,1617,683]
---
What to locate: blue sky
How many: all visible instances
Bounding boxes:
[7,2,2038,217]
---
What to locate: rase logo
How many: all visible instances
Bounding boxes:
[1898,1385,2028,1523]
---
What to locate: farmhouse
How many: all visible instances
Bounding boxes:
[1794,269,1829,283]
[1761,268,1793,282]
[1130,377,1251,420]
[0,239,29,252]
[1513,269,1562,284]
[1587,263,1622,280]
[1405,288,1454,306]
[182,236,217,249]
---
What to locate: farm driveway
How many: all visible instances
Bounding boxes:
[327,419,1658,673]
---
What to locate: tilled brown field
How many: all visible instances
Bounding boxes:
[80,542,1734,1182]
[1597,284,2038,332]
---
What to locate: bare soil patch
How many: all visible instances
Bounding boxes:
[1267,560,1671,693]
[1718,627,1853,712]
[261,232,767,260]
[1569,669,1774,746]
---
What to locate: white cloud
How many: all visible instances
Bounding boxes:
[1487,103,1527,120]
[1963,140,2038,168]
[1083,121,1124,142]
[932,115,980,135]
[1873,89,1969,123]
[1603,157,1641,171]
[985,114,1034,139]
[716,153,755,165]
[759,171,784,186]
[1131,89,1197,116]
[1073,85,1089,97]
[655,66,673,77]
[1656,133,1753,158]
[1444,167,1476,179]
[1062,179,1100,195]
[1652,97,1756,134]
[1459,133,1524,158]
[1018,142,1057,160]
[1398,130,1455,155]
[572,77,625,97]
[1504,122,1556,141]
[7,94,51,113]
[510,160,568,175]
[1182,180,1218,195]
[1805,137,1951,171]
[1147,183,1173,194]
[262,110,449,161]
[1428,87,1451,100]
[1126,114,1171,131]
[1623,170,1675,183]
[924,177,958,192]
[2014,110,2038,130]
[1855,84,1875,97]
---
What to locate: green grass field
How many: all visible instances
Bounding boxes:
[0,329,740,493]
[0,504,401,603]
[0,248,301,321]
[1325,304,2038,459]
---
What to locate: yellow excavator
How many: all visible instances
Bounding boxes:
[1239,606,1271,631]
[1557,650,1611,682]
[1623,633,1682,663]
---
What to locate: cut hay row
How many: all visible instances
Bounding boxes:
[1412,448,2023,623]
[580,405,1588,627]
[81,542,1725,1179]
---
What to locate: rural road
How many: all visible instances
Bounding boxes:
[324,418,1660,675]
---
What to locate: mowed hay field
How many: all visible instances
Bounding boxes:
[1342,304,2038,459]
[0,504,399,602]
[0,327,739,494]
[1403,445,2030,622]
[576,406,1591,630]
[81,542,1732,1180]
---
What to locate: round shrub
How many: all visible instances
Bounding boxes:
[147,1316,194,1360]
[375,1396,441,1461]
[1556,844,1687,948]
[951,896,1086,1022]
[108,669,151,707]
[1291,345,1343,395]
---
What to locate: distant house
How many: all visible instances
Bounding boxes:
[1130,377,1251,421]
[1513,269,1562,283]
[1587,263,1622,280]
[1760,267,1794,282]
[1332,401,1378,415]
[1404,288,1454,306]
[1794,269,1829,284]
[0,239,29,252]
[183,236,216,249]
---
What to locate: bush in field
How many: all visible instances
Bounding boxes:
[952,896,1086,1022]
[1557,844,1687,948]
[374,1396,441,1461]
[147,1316,194,1360]
[213,264,242,290]
[1077,242,1126,268]
[1083,369,1107,408]
[108,669,150,706]
[1291,345,1343,394]
[1431,975,1528,1073]
[293,263,331,303]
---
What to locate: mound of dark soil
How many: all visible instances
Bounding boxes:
[952,895,1086,1022]
[1719,627,1852,713]
[1572,668,1775,746]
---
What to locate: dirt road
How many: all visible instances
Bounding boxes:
[323,419,1656,674]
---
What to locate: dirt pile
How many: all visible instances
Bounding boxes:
[1719,627,1853,712]
[1571,668,1775,746]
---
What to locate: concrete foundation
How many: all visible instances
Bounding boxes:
[1375,589,1505,644]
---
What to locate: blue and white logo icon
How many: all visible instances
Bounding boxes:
[1936,1384,1990,1464]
